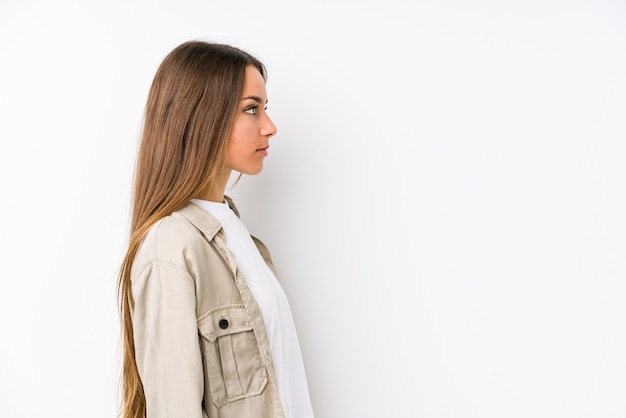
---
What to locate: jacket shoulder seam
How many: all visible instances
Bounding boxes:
[134,259,195,287]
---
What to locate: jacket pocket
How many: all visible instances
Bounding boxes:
[198,305,268,408]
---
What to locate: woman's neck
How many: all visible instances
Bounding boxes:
[196,169,231,202]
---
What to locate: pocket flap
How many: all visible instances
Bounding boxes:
[198,305,253,342]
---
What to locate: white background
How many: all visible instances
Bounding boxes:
[1,1,625,417]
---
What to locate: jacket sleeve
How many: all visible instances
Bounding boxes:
[132,260,205,418]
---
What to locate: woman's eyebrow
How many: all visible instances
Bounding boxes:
[241,95,268,104]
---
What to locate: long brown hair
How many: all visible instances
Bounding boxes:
[117,40,266,418]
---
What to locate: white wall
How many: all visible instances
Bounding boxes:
[1,1,625,417]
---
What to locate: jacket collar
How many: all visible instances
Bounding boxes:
[174,196,240,241]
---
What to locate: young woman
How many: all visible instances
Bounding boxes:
[117,41,314,418]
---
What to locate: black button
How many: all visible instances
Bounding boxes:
[219,319,229,329]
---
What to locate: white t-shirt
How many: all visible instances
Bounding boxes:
[191,199,314,418]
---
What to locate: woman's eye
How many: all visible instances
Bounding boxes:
[244,105,258,115]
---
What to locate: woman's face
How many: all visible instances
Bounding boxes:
[225,65,277,175]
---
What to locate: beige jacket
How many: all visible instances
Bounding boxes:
[131,199,286,418]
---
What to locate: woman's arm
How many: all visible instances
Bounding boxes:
[132,260,205,418]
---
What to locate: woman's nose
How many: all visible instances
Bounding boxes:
[263,114,277,137]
